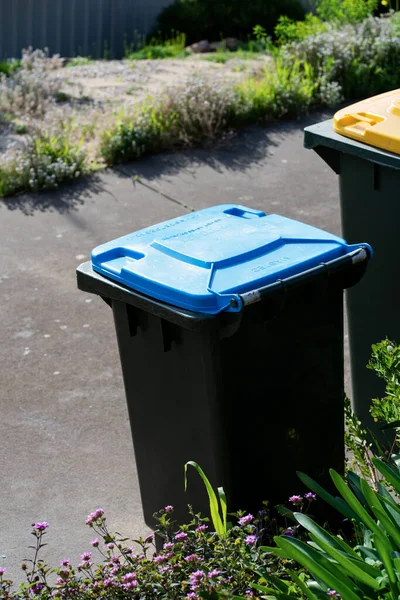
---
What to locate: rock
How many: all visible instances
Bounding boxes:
[224,37,239,50]
[185,40,210,53]
[209,41,224,52]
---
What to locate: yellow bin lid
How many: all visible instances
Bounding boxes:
[333,89,400,155]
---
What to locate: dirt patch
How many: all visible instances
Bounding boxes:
[0,55,272,163]
[53,55,270,105]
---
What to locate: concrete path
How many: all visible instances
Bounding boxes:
[0,112,346,583]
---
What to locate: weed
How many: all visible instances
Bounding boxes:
[67,56,95,67]
[125,33,187,60]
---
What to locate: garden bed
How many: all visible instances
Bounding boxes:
[0,10,400,198]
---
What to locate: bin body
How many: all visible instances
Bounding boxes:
[77,206,369,528]
[305,119,399,433]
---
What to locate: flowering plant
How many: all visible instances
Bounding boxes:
[0,503,299,598]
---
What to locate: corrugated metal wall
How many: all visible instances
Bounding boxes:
[0,0,174,60]
[0,0,317,61]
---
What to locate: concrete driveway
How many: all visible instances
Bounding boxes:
[0,112,346,582]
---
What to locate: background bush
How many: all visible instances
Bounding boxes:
[153,0,305,45]
[285,13,400,100]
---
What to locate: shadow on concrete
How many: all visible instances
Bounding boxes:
[1,171,107,216]
[1,110,334,215]
[111,111,333,183]
[113,124,279,183]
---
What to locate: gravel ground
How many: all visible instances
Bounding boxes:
[0,54,271,163]
[53,55,270,106]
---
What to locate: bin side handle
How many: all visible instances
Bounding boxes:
[239,245,371,308]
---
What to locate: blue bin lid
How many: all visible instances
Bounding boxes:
[91,204,369,314]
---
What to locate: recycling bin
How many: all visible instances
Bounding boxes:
[77,205,370,528]
[304,89,400,435]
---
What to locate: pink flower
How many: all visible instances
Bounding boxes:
[305,492,317,501]
[208,569,220,578]
[159,565,173,574]
[245,534,257,545]
[90,538,99,547]
[239,514,254,526]
[123,580,138,589]
[58,569,70,579]
[34,522,49,531]
[190,570,205,581]
[283,528,296,537]
[80,552,92,561]
[122,572,137,583]
[175,532,188,541]
[164,505,173,512]
[60,559,70,567]
[195,524,208,533]
[0,568,5,576]
[184,554,201,562]
[85,508,104,526]
[289,495,303,505]
[186,594,199,599]
[153,555,167,563]
[163,542,174,550]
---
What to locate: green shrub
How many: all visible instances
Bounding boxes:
[67,56,96,67]
[316,0,379,22]
[0,131,86,197]
[125,33,187,60]
[0,466,302,599]
[100,101,178,164]
[153,0,305,45]
[252,461,400,600]
[234,59,316,123]
[274,14,328,44]
[0,59,20,77]
[100,76,239,164]
[0,48,62,117]
[285,14,400,101]
[368,340,400,444]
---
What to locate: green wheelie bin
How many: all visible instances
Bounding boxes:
[77,205,371,529]
[304,89,400,435]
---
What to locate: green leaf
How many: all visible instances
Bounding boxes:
[359,478,385,515]
[371,504,400,548]
[184,461,225,536]
[251,583,298,598]
[306,532,381,589]
[392,553,400,575]
[276,504,296,522]
[330,470,383,536]
[286,569,319,600]
[294,513,361,561]
[372,458,400,495]
[218,486,227,533]
[254,571,292,594]
[297,471,357,521]
[378,493,400,528]
[275,536,362,600]
[373,532,398,596]
[259,546,287,558]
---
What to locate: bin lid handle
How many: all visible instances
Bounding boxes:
[206,263,243,312]
[239,244,371,308]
